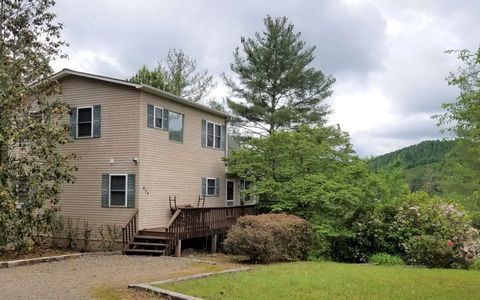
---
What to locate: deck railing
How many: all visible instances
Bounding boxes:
[122,208,138,251]
[164,205,256,253]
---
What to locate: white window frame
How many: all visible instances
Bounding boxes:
[240,180,255,204]
[109,174,128,207]
[226,179,235,207]
[205,177,217,196]
[153,106,163,129]
[205,121,222,149]
[76,106,93,138]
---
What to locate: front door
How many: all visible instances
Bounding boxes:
[226,180,235,207]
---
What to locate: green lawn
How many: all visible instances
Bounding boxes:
[159,261,480,300]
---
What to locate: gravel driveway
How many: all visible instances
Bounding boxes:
[0,254,213,299]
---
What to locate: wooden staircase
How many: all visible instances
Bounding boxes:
[123,229,173,256]
[121,204,257,256]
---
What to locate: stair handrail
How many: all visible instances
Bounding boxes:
[122,208,139,251]
[165,208,182,232]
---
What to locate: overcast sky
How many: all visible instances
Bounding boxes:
[51,0,480,157]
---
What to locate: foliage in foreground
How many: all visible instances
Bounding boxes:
[0,0,76,252]
[161,261,480,300]
[369,253,404,266]
[339,192,479,268]
[224,214,312,263]
[227,125,385,259]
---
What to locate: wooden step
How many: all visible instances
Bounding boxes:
[138,231,173,237]
[124,248,165,255]
[130,242,167,247]
[134,235,168,240]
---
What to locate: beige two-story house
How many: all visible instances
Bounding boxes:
[53,69,255,255]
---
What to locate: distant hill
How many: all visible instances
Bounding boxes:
[369,139,480,211]
[369,140,456,171]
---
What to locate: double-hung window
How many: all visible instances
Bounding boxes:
[202,177,219,197]
[240,180,254,203]
[101,174,135,208]
[203,120,224,149]
[154,106,163,129]
[77,107,93,138]
[109,174,127,207]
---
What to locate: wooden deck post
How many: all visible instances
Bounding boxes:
[175,239,182,257]
[211,234,217,253]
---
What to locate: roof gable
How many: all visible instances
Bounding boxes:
[52,68,230,119]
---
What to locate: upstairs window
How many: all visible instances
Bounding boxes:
[77,107,93,137]
[154,106,163,129]
[70,105,101,139]
[169,111,184,142]
[203,120,224,149]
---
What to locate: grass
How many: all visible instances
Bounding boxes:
[160,261,480,300]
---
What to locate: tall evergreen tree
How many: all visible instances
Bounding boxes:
[129,48,214,102]
[224,16,335,135]
[0,0,76,250]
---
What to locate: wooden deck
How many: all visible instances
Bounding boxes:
[122,205,256,256]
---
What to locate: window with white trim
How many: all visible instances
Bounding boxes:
[206,121,222,149]
[109,174,127,207]
[207,178,216,196]
[77,107,93,137]
[154,106,163,129]
[240,180,254,203]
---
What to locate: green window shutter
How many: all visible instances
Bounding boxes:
[215,178,220,197]
[93,105,101,138]
[201,177,206,196]
[101,174,109,207]
[220,125,226,150]
[147,104,154,128]
[162,109,169,131]
[70,107,77,139]
[201,120,206,147]
[127,174,135,208]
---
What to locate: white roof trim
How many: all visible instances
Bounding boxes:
[52,68,231,118]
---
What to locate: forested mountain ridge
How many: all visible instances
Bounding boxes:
[369,139,480,211]
[369,140,456,171]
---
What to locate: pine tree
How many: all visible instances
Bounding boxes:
[224,16,335,135]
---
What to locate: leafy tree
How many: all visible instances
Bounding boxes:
[224,16,335,135]
[226,125,380,257]
[437,47,480,142]
[129,48,214,102]
[0,0,76,251]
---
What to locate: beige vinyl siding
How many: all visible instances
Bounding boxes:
[139,92,227,229]
[58,76,140,237]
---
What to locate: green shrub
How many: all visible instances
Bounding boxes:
[98,224,121,251]
[469,259,480,271]
[346,193,480,268]
[470,211,480,230]
[65,217,79,250]
[369,253,404,266]
[224,213,312,263]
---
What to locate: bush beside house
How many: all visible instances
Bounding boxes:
[224,213,312,263]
